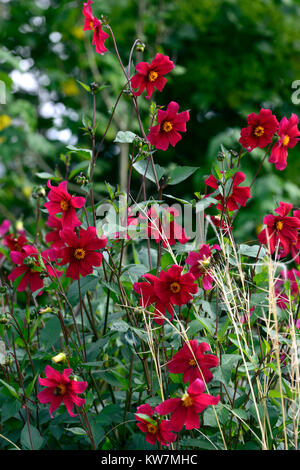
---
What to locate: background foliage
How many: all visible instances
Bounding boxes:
[1,0,300,241]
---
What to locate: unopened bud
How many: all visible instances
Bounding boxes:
[217,151,225,161]
[52,352,67,364]
[32,185,46,199]
[136,42,145,53]
[23,256,36,267]
[0,286,7,294]
[38,306,53,315]
[0,315,9,324]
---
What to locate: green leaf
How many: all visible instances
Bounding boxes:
[67,275,98,306]
[239,244,266,259]
[77,80,91,93]
[168,166,199,185]
[39,316,61,347]
[110,320,129,333]
[66,427,87,436]
[114,131,137,143]
[66,145,92,159]
[35,172,60,181]
[196,197,218,212]
[133,160,165,184]
[0,379,21,400]
[21,425,44,450]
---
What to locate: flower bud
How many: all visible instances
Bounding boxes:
[51,352,67,364]
[32,185,46,199]
[136,42,145,53]
[38,306,53,315]
[0,286,7,294]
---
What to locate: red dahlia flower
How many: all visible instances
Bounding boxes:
[155,379,220,431]
[45,215,64,250]
[131,53,174,100]
[239,108,279,151]
[37,365,88,418]
[3,233,28,253]
[8,245,61,293]
[82,0,109,55]
[0,219,10,237]
[268,114,300,171]
[44,180,85,229]
[59,227,107,280]
[275,268,300,310]
[257,202,300,256]
[144,206,189,247]
[133,273,174,325]
[205,172,251,212]
[154,264,198,306]
[167,340,219,384]
[135,403,176,446]
[185,244,220,290]
[147,101,189,151]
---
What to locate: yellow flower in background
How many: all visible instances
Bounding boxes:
[62,79,79,97]
[72,26,85,40]
[0,115,11,132]
[15,220,24,232]
[22,186,32,198]
[0,137,5,144]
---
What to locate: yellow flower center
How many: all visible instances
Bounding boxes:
[253,125,264,137]
[181,392,193,408]
[60,200,69,211]
[147,423,157,434]
[148,70,158,82]
[276,221,284,231]
[282,135,290,146]
[90,21,95,32]
[189,358,196,366]
[55,384,67,396]
[170,281,181,294]
[162,121,173,133]
[74,248,86,260]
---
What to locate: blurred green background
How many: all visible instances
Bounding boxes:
[1,0,300,242]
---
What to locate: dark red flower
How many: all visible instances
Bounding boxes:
[37,365,88,418]
[82,0,109,55]
[3,233,28,253]
[133,273,174,325]
[147,101,189,151]
[269,114,300,171]
[205,172,251,212]
[8,245,62,293]
[154,264,198,306]
[136,403,176,446]
[131,54,174,100]
[275,269,300,310]
[143,206,189,247]
[59,227,107,280]
[257,202,300,256]
[45,215,64,250]
[239,108,279,151]
[155,379,220,431]
[44,180,85,229]
[167,340,219,384]
[0,219,10,237]
[185,244,220,290]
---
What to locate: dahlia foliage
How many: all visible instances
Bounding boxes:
[0,1,299,452]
